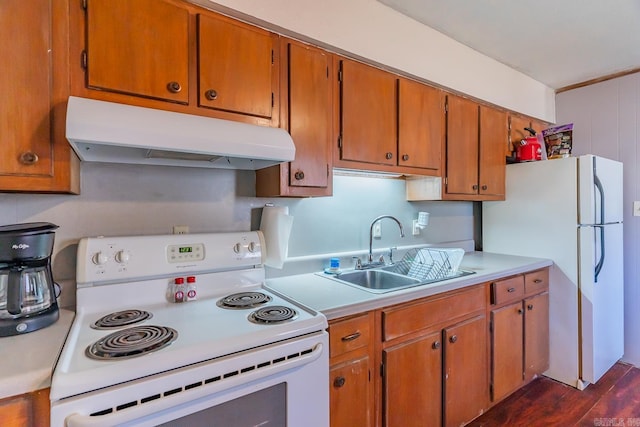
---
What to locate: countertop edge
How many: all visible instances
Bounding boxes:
[0,309,75,400]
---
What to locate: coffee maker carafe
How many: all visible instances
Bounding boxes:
[0,222,59,336]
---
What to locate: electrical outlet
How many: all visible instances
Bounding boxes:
[173,225,189,234]
[412,219,421,236]
[634,201,640,217]
[373,221,382,238]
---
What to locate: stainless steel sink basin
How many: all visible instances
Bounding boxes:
[325,267,476,294]
[335,269,420,291]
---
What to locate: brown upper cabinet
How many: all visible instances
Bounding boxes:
[74,0,279,127]
[86,0,190,104]
[445,95,507,200]
[197,13,277,120]
[336,58,397,167]
[0,0,79,193]
[398,78,444,175]
[256,39,333,197]
[335,59,444,177]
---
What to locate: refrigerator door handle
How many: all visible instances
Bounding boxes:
[594,159,605,225]
[593,224,605,283]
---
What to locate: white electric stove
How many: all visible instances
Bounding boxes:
[50,231,328,427]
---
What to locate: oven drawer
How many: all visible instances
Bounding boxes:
[329,314,371,358]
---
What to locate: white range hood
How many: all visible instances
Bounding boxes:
[65,96,295,170]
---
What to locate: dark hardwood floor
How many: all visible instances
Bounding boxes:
[469,362,640,426]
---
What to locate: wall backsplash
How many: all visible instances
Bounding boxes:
[0,163,473,305]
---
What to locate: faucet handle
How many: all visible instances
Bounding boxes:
[352,256,363,270]
[389,247,397,264]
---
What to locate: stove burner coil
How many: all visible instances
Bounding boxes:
[91,309,153,329]
[86,325,177,360]
[248,306,298,325]
[216,292,272,309]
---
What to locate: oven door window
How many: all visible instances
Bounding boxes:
[158,383,286,427]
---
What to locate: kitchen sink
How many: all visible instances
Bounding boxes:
[325,267,476,294]
[335,269,421,291]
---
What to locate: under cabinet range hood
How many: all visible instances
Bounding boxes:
[65,96,295,170]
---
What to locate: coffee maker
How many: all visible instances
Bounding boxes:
[0,222,60,336]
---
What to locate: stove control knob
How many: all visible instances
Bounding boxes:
[92,251,108,265]
[115,250,130,264]
[247,242,257,253]
[233,243,242,254]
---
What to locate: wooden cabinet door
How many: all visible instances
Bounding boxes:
[339,59,397,165]
[445,95,479,196]
[1,0,53,177]
[383,331,442,427]
[479,105,507,198]
[524,292,550,381]
[0,388,50,427]
[198,13,276,119]
[330,356,372,427]
[398,78,444,173]
[0,0,79,193]
[491,301,524,402]
[443,315,488,427]
[286,41,332,189]
[86,0,189,103]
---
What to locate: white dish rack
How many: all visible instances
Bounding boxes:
[387,248,465,282]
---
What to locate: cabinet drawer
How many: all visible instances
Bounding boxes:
[329,314,371,358]
[491,275,525,305]
[525,268,549,295]
[382,285,486,342]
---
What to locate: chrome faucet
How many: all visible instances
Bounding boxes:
[363,215,405,268]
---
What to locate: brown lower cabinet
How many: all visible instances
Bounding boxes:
[0,388,50,427]
[328,267,550,427]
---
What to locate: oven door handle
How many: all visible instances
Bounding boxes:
[64,341,325,427]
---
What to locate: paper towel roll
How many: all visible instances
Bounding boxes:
[259,205,293,269]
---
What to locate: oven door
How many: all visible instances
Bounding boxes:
[51,331,328,427]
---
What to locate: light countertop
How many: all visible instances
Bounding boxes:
[266,251,552,320]
[0,309,74,400]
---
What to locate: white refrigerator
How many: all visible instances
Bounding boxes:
[483,154,624,390]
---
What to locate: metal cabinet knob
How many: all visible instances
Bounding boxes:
[205,89,218,101]
[19,152,39,165]
[449,335,458,344]
[518,308,524,314]
[385,152,393,160]
[481,185,488,191]
[402,154,409,161]
[472,184,479,190]
[294,171,305,180]
[432,341,441,350]
[527,304,534,310]
[167,81,182,93]
[333,376,346,388]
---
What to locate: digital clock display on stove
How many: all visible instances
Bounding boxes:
[178,246,193,253]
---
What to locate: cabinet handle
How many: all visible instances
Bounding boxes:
[166,81,182,93]
[534,279,543,283]
[205,89,218,100]
[481,185,488,191]
[472,184,479,190]
[333,376,346,388]
[507,287,516,293]
[449,335,458,344]
[402,154,409,161]
[527,304,534,310]
[19,152,39,165]
[385,152,393,160]
[341,332,361,342]
[432,341,441,350]
[294,171,305,180]
[518,308,524,314]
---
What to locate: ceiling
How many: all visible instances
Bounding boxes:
[377,0,640,90]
